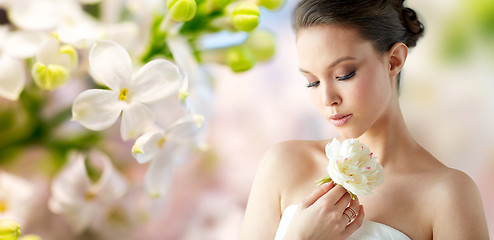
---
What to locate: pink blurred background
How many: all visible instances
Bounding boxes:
[2,0,492,239]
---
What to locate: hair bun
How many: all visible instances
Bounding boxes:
[400,7,424,47]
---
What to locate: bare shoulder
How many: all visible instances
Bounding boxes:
[262,140,324,170]
[240,140,326,239]
[261,140,327,185]
[425,166,489,239]
[429,167,478,196]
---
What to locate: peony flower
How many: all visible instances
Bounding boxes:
[72,40,183,140]
[317,138,384,197]
[48,151,127,233]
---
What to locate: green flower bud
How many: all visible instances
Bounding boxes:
[245,30,276,62]
[167,0,197,22]
[32,62,69,90]
[0,219,21,240]
[232,2,260,32]
[226,45,256,72]
[257,0,284,10]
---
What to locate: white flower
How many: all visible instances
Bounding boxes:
[48,151,127,233]
[72,40,183,140]
[0,27,43,100]
[132,114,204,197]
[167,35,214,150]
[0,171,36,227]
[31,34,79,90]
[0,55,26,101]
[324,138,384,196]
[8,0,61,31]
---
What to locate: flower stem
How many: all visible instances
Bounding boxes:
[315,176,332,186]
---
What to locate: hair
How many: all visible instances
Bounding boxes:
[294,0,424,51]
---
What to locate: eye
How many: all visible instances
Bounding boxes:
[336,71,355,81]
[306,81,320,88]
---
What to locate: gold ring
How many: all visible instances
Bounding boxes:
[343,211,352,223]
[346,207,356,218]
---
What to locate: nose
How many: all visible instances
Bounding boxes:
[322,84,341,107]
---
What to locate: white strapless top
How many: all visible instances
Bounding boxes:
[274,205,411,240]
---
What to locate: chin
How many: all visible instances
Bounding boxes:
[337,128,365,140]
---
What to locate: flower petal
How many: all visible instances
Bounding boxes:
[166,114,204,143]
[120,102,154,140]
[87,150,127,202]
[49,152,91,213]
[3,31,44,59]
[0,56,26,101]
[132,59,182,103]
[72,89,123,130]
[144,142,177,198]
[9,0,60,31]
[89,40,132,89]
[36,35,59,65]
[132,131,165,164]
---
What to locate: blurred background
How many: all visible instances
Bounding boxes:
[0,0,493,239]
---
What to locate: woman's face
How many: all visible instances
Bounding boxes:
[296,24,394,139]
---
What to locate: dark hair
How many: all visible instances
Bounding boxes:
[294,0,425,52]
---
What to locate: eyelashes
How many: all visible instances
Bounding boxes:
[306,70,356,88]
[336,71,355,81]
[306,81,320,88]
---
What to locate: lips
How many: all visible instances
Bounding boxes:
[328,114,352,127]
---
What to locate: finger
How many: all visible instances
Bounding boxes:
[300,181,335,208]
[316,184,348,205]
[345,205,365,234]
[346,196,360,219]
[335,192,352,210]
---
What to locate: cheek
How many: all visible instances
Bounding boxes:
[353,66,391,111]
[309,91,323,110]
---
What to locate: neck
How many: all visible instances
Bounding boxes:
[357,100,418,167]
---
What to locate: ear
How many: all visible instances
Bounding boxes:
[387,42,408,79]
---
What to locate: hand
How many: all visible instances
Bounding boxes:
[284,181,365,240]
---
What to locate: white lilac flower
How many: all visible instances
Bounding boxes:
[48,151,127,233]
[0,171,36,227]
[322,138,384,196]
[167,35,214,149]
[0,27,44,100]
[132,114,204,197]
[0,55,26,101]
[56,18,105,49]
[31,34,79,90]
[72,40,183,140]
[8,0,61,31]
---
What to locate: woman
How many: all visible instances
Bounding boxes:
[240,0,490,239]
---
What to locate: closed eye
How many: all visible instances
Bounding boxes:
[306,81,320,88]
[336,71,355,81]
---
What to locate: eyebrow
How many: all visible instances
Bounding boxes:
[299,56,356,74]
